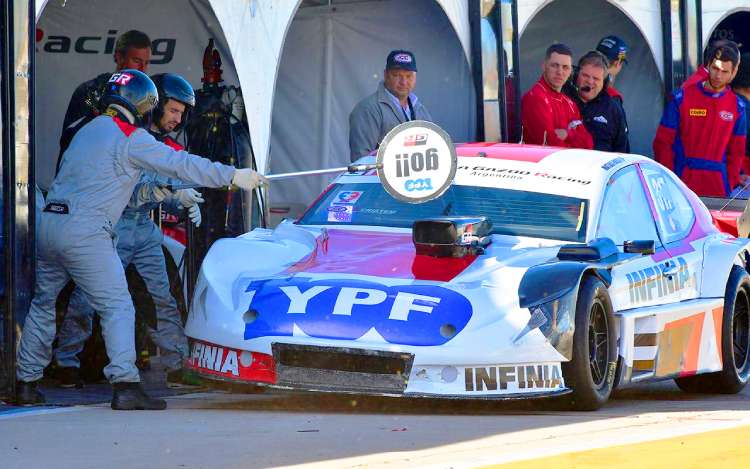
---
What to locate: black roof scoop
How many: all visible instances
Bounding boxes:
[413,217,491,258]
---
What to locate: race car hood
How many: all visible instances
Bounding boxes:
[186,221,566,363]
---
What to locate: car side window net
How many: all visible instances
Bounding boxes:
[298,182,588,242]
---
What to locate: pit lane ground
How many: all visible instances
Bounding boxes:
[2,380,749,468]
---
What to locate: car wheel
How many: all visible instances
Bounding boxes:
[562,275,617,411]
[675,265,750,394]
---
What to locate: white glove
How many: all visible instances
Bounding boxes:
[137,184,173,205]
[232,168,268,191]
[188,204,202,227]
[175,188,204,208]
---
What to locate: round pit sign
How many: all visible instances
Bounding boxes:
[376,120,457,204]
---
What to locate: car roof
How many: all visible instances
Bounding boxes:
[346,143,649,200]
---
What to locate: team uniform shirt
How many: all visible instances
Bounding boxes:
[653,81,747,197]
[682,66,709,90]
[566,88,629,153]
[521,77,593,149]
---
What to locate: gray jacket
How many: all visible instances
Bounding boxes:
[348,82,433,161]
[48,115,236,226]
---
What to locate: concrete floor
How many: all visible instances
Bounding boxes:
[2,380,750,468]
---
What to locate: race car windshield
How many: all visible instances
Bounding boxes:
[298,183,589,242]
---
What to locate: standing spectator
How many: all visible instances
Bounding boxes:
[522,43,593,149]
[595,35,628,105]
[349,50,432,161]
[654,43,747,197]
[732,52,750,188]
[565,51,629,152]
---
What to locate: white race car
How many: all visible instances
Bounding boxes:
[184,143,750,410]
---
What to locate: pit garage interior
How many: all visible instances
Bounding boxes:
[2,0,750,396]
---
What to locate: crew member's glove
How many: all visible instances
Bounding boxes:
[175,188,204,208]
[137,184,173,205]
[231,168,268,191]
[188,204,202,227]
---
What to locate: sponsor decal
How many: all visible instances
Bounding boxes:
[403,133,428,147]
[327,204,353,222]
[185,340,277,384]
[36,28,175,64]
[719,110,735,122]
[601,156,625,170]
[456,165,592,185]
[108,72,133,86]
[689,108,707,117]
[625,257,694,303]
[464,364,563,392]
[333,190,363,204]
[243,277,472,346]
[377,121,457,204]
[394,53,413,63]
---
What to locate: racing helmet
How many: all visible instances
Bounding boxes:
[101,69,158,127]
[150,73,196,132]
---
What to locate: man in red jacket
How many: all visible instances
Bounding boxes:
[522,43,593,149]
[654,43,747,197]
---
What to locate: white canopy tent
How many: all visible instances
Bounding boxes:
[34,0,473,191]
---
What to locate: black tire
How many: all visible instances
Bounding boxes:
[562,275,618,411]
[675,265,750,394]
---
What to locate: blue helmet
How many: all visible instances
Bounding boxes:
[101,69,158,127]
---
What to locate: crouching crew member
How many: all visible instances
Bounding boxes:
[564,51,629,153]
[16,70,267,410]
[654,43,747,197]
[53,74,201,387]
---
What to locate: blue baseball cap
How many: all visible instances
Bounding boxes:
[386,50,418,72]
[596,36,628,64]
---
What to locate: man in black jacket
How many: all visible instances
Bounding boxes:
[564,51,629,153]
[56,30,152,171]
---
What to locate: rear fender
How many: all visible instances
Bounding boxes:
[701,237,750,298]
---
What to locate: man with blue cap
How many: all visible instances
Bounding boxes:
[349,50,433,161]
[596,35,629,104]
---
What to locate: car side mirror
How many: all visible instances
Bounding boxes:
[623,240,655,255]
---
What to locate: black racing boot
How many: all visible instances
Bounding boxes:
[111,382,167,410]
[15,380,46,406]
[58,367,84,389]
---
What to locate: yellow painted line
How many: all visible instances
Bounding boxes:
[482,425,750,469]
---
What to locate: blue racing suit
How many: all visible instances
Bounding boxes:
[54,134,190,373]
[17,113,235,384]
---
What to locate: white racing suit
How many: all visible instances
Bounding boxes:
[17,114,235,383]
[55,136,189,373]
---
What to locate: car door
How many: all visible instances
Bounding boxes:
[638,163,703,303]
[596,165,676,312]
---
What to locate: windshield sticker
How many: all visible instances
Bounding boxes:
[333,190,363,205]
[327,205,353,222]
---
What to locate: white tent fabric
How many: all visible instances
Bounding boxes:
[267,0,475,209]
[702,1,750,48]
[518,0,664,157]
[35,0,471,188]
[518,0,664,79]
[34,0,240,190]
